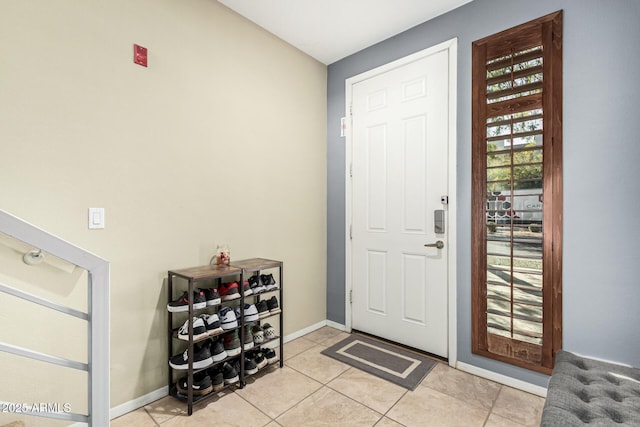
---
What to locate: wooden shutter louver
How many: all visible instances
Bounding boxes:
[472,11,562,374]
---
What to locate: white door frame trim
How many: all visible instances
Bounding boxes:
[344,38,457,367]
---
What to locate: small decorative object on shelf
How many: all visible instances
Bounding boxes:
[215,244,230,265]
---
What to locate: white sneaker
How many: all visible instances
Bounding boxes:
[219,307,238,330]
[235,303,259,322]
[263,323,277,341]
[178,317,208,341]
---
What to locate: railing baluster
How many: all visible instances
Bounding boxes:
[0,281,88,320]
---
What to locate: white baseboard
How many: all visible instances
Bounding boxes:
[109,386,168,420]
[456,362,547,398]
[282,320,328,343]
[87,320,351,424]
[70,386,169,425]
[325,320,346,331]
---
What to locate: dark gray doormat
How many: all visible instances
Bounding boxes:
[321,334,437,390]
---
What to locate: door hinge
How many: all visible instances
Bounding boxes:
[349,163,353,178]
[349,224,353,240]
[349,289,353,304]
[349,103,353,117]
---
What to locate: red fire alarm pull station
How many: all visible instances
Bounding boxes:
[134,44,148,67]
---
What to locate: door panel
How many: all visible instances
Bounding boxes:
[366,250,387,314]
[351,48,449,357]
[366,125,387,231]
[403,115,427,232]
[402,253,427,324]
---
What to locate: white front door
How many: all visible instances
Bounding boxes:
[349,45,451,357]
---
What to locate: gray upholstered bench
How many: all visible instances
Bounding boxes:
[541,350,640,426]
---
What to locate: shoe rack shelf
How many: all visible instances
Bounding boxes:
[230,257,284,371]
[167,258,283,416]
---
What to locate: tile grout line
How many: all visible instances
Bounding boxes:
[245,362,325,423]
[143,405,168,426]
[308,334,418,425]
[282,360,391,425]
[483,384,504,426]
[318,365,411,426]
[233,387,278,425]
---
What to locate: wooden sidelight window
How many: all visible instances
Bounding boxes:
[472,11,562,374]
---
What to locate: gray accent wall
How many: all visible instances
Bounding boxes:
[327,0,640,387]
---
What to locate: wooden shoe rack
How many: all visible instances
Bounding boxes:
[167,258,283,415]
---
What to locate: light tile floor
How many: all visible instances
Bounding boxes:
[111,327,545,426]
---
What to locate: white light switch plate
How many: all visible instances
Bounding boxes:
[88,208,105,229]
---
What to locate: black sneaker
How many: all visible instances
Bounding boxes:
[244,356,258,375]
[241,280,253,297]
[248,275,266,293]
[260,274,278,291]
[177,371,212,396]
[199,288,221,306]
[211,338,228,362]
[207,366,224,392]
[169,342,213,370]
[264,348,278,365]
[267,296,281,314]
[254,351,268,370]
[256,300,270,318]
[222,362,239,384]
[167,291,207,312]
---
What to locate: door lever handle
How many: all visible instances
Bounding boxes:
[424,240,444,249]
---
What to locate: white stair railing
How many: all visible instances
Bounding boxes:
[0,209,109,426]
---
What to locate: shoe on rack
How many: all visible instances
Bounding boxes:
[167,291,207,312]
[219,281,241,301]
[242,325,254,350]
[244,355,258,375]
[199,287,221,306]
[169,342,213,370]
[177,317,208,341]
[207,366,224,392]
[218,307,238,330]
[252,325,264,345]
[264,348,278,365]
[222,330,241,357]
[260,274,278,291]
[200,313,223,336]
[211,338,228,362]
[267,296,282,314]
[242,280,253,297]
[176,371,212,396]
[262,323,277,341]
[256,300,270,318]
[248,275,266,294]
[235,303,259,323]
[222,362,239,385]
[254,351,268,370]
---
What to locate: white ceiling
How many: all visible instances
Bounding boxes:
[217,0,473,65]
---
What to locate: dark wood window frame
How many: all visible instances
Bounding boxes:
[472,11,563,374]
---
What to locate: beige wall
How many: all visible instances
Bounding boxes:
[0,0,327,414]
